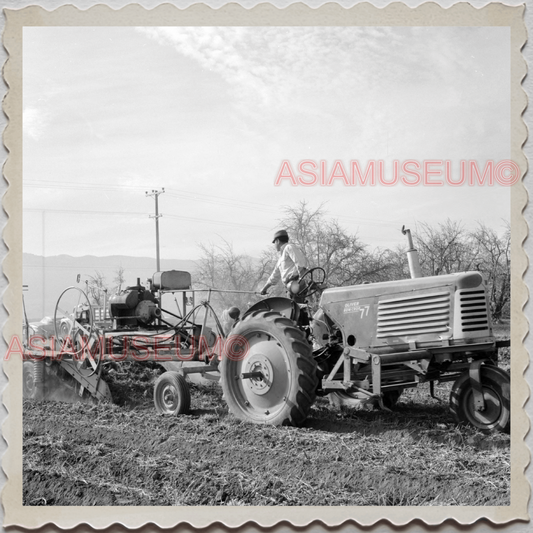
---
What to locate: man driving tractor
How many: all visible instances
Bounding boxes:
[260,229,309,300]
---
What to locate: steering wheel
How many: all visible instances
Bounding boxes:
[297,267,327,298]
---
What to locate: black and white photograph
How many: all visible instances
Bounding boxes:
[1,1,529,529]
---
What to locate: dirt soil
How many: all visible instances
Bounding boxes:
[23,362,510,507]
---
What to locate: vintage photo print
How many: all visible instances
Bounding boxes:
[1,2,529,529]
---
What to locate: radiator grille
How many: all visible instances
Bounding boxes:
[377,291,450,338]
[458,289,489,332]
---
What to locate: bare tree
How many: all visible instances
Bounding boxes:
[113,266,126,294]
[195,240,267,312]
[380,245,411,281]
[195,203,510,323]
[470,223,511,321]
[86,271,108,306]
[278,201,392,287]
[413,219,510,321]
[414,219,477,276]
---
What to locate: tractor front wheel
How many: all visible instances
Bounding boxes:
[153,371,191,416]
[450,365,510,434]
[220,310,317,426]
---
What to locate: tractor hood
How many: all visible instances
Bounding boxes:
[320,272,483,305]
[319,271,489,350]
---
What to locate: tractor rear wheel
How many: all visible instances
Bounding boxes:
[220,310,317,426]
[450,365,510,434]
[153,371,191,415]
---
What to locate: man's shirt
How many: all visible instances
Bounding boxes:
[267,243,309,286]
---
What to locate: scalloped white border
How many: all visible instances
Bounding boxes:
[1,1,529,530]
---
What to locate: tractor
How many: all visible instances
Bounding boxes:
[220,226,510,433]
[23,228,510,434]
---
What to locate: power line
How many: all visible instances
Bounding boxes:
[23,264,195,271]
[24,180,402,228]
[163,214,264,229]
[24,180,146,192]
[24,180,278,212]
[23,202,397,230]
[24,207,266,230]
[24,207,147,216]
[163,191,278,213]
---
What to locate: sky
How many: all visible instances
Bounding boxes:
[23,26,512,261]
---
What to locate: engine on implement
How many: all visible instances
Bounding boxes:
[109,280,160,327]
[23,227,511,434]
[108,271,193,328]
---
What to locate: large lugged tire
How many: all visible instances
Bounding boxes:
[220,310,318,426]
[450,365,510,434]
[153,371,191,415]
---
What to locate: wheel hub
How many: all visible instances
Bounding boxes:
[243,354,273,396]
[468,388,502,425]
[163,385,177,408]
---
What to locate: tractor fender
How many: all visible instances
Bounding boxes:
[243,297,300,323]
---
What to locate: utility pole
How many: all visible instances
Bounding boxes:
[145,188,165,272]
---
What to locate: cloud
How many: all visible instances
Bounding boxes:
[137,27,362,114]
[136,27,502,122]
[136,26,508,164]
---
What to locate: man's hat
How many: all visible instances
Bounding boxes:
[272,229,289,243]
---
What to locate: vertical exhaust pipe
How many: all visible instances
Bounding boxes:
[402,226,422,278]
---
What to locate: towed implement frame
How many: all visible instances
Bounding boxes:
[24,271,238,415]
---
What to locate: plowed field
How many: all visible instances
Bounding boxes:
[23,363,510,506]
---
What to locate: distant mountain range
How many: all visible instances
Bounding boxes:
[23,253,197,321]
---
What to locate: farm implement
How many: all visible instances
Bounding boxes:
[23,270,235,410]
[23,229,511,433]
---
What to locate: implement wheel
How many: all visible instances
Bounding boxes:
[450,365,510,434]
[220,310,317,426]
[154,371,191,415]
[23,361,35,399]
[54,287,102,377]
